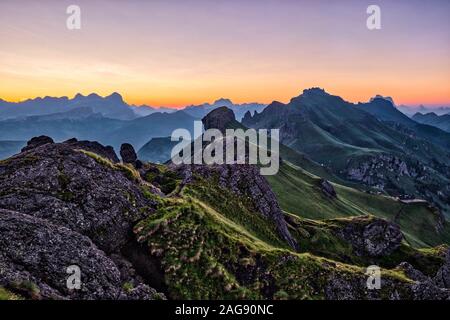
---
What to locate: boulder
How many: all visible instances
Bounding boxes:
[335,216,403,257]
[65,138,119,162]
[120,143,138,164]
[0,209,162,300]
[21,135,54,152]
[202,106,236,133]
[319,179,336,198]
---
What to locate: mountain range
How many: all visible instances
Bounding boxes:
[0,94,268,121]
[412,112,450,133]
[397,104,450,117]
[242,88,450,218]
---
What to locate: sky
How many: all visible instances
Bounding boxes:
[1,0,449,108]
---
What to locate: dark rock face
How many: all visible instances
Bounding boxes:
[335,217,403,257]
[21,135,54,152]
[242,110,252,123]
[0,209,121,299]
[319,179,336,198]
[120,143,137,164]
[396,262,429,282]
[0,140,164,299]
[64,138,119,162]
[120,143,142,168]
[434,249,450,289]
[173,163,299,251]
[202,106,236,133]
[0,142,155,253]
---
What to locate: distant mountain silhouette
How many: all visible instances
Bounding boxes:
[0,108,198,153]
[397,104,450,117]
[357,96,450,150]
[182,98,267,120]
[130,105,176,117]
[104,110,198,150]
[0,93,267,122]
[0,93,136,120]
[137,137,181,163]
[413,112,450,133]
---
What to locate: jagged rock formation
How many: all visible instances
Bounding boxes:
[120,143,142,168]
[202,106,237,132]
[0,138,164,299]
[173,163,299,251]
[120,143,137,164]
[334,216,403,257]
[64,137,119,162]
[319,179,336,198]
[21,135,54,152]
[0,208,158,300]
[434,249,450,289]
[172,107,299,250]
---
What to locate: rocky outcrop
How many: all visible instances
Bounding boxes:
[120,143,137,164]
[396,262,429,282]
[319,179,336,198]
[21,135,54,152]
[0,139,156,253]
[0,138,165,299]
[202,106,237,133]
[334,216,403,257]
[434,249,450,289]
[64,138,119,162]
[173,163,299,251]
[0,209,160,300]
[120,143,142,168]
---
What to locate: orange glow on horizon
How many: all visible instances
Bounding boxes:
[1,1,449,109]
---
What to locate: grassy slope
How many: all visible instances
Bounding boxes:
[134,192,414,299]
[267,161,450,248]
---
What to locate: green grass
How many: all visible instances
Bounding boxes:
[183,174,289,249]
[77,149,141,182]
[268,161,450,248]
[0,287,22,300]
[133,193,418,299]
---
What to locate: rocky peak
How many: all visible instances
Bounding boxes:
[120,143,137,164]
[21,135,54,152]
[370,94,395,106]
[302,87,329,96]
[213,98,233,106]
[64,138,119,162]
[201,106,237,133]
[106,92,125,104]
[120,143,142,168]
[242,110,252,123]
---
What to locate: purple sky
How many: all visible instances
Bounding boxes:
[1,0,449,107]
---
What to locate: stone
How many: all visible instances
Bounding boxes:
[335,216,403,257]
[120,143,138,164]
[319,179,336,198]
[21,135,54,152]
[202,106,236,133]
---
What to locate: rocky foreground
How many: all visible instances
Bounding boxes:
[0,132,450,299]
